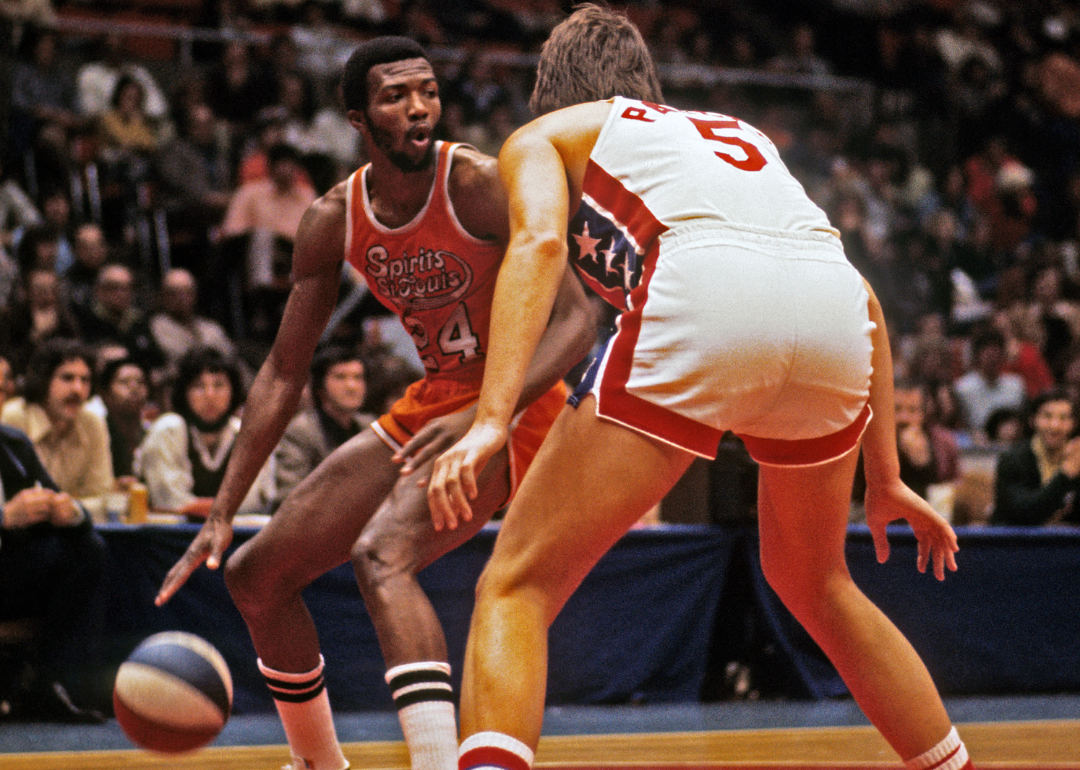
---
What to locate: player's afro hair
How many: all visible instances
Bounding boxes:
[342,37,429,114]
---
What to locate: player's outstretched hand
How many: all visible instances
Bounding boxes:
[427,422,508,531]
[394,406,478,479]
[864,479,959,581]
[155,514,234,606]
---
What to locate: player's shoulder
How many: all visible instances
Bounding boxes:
[447,143,500,199]
[446,143,509,242]
[292,180,350,275]
[296,180,350,246]
[304,179,350,226]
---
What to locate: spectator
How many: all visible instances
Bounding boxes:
[96,74,161,164]
[135,347,273,518]
[0,423,107,722]
[76,32,170,125]
[98,356,150,479]
[272,345,376,508]
[0,155,44,255]
[985,406,1024,446]
[0,267,82,372]
[149,268,239,375]
[13,225,60,273]
[954,327,1027,440]
[992,309,1055,399]
[1012,264,1080,381]
[9,26,83,158]
[0,338,114,520]
[221,142,316,253]
[893,377,961,500]
[992,389,1080,526]
[219,142,316,340]
[65,223,109,312]
[74,263,165,376]
[153,103,232,279]
[767,22,833,76]
[204,40,276,146]
[276,69,348,193]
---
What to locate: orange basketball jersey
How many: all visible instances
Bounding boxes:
[345,141,502,387]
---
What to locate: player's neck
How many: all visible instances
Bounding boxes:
[366,155,437,228]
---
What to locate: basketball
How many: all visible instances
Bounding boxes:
[113,631,233,753]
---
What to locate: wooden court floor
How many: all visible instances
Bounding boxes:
[5,719,1079,770]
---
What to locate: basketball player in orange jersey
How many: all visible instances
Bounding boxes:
[428,7,974,770]
[155,37,596,770]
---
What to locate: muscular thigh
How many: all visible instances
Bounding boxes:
[233,428,401,587]
[485,400,693,620]
[359,444,513,573]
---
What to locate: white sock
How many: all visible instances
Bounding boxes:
[386,662,457,770]
[458,731,534,770]
[259,656,349,770]
[905,727,970,770]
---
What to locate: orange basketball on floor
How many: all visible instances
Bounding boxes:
[113,631,233,753]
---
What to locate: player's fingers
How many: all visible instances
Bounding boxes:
[400,443,439,476]
[155,554,203,606]
[932,548,946,581]
[869,523,890,565]
[426,466,454,532]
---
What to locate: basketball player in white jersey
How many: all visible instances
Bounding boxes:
[428,6,974,770]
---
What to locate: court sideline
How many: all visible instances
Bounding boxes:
[2,695,1078,769]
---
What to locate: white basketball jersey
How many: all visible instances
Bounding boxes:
[569,96,835,310]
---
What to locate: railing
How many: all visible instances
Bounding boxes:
[48,13,872,95]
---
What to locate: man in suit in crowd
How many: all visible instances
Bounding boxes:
[0,423,107,722]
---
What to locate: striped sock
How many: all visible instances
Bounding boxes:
[386,662,457,770]
[259,656,349,770]
[459,731,534,770]
[905,727,972,770]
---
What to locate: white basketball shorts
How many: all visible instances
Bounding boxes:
[575,223,875,466]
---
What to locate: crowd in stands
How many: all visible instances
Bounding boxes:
[1,0,1080,527]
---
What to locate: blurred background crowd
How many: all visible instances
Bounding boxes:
[2,0,1080,527]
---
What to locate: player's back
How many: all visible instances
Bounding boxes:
[589,97,832,235]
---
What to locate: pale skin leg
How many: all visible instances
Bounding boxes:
[458,398,694,747]
[459,398,953,761]
[756,450,953,761]
[224,427,511,674]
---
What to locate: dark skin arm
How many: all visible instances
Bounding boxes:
[156,186,348,605]
[158,146,597,604]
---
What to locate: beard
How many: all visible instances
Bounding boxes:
[369,121,435,173]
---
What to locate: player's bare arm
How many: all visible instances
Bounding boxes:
[860,279,959,581]
[397,146,597,475]
[156,187,348,605]
[447,145,511,245]
[427,113,605,528]
[397,263,596,476]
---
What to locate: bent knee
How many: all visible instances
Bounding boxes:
[760,550,853,616]
[351,532,414,593]
[473,555,566,626]
[223,544,286,614]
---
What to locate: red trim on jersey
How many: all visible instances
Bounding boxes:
[739,403,871,466]
[459,746,531,770]
[579,160,668,309]
[583,161,667,251]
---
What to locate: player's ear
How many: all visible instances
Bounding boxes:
[347,110,369,135]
